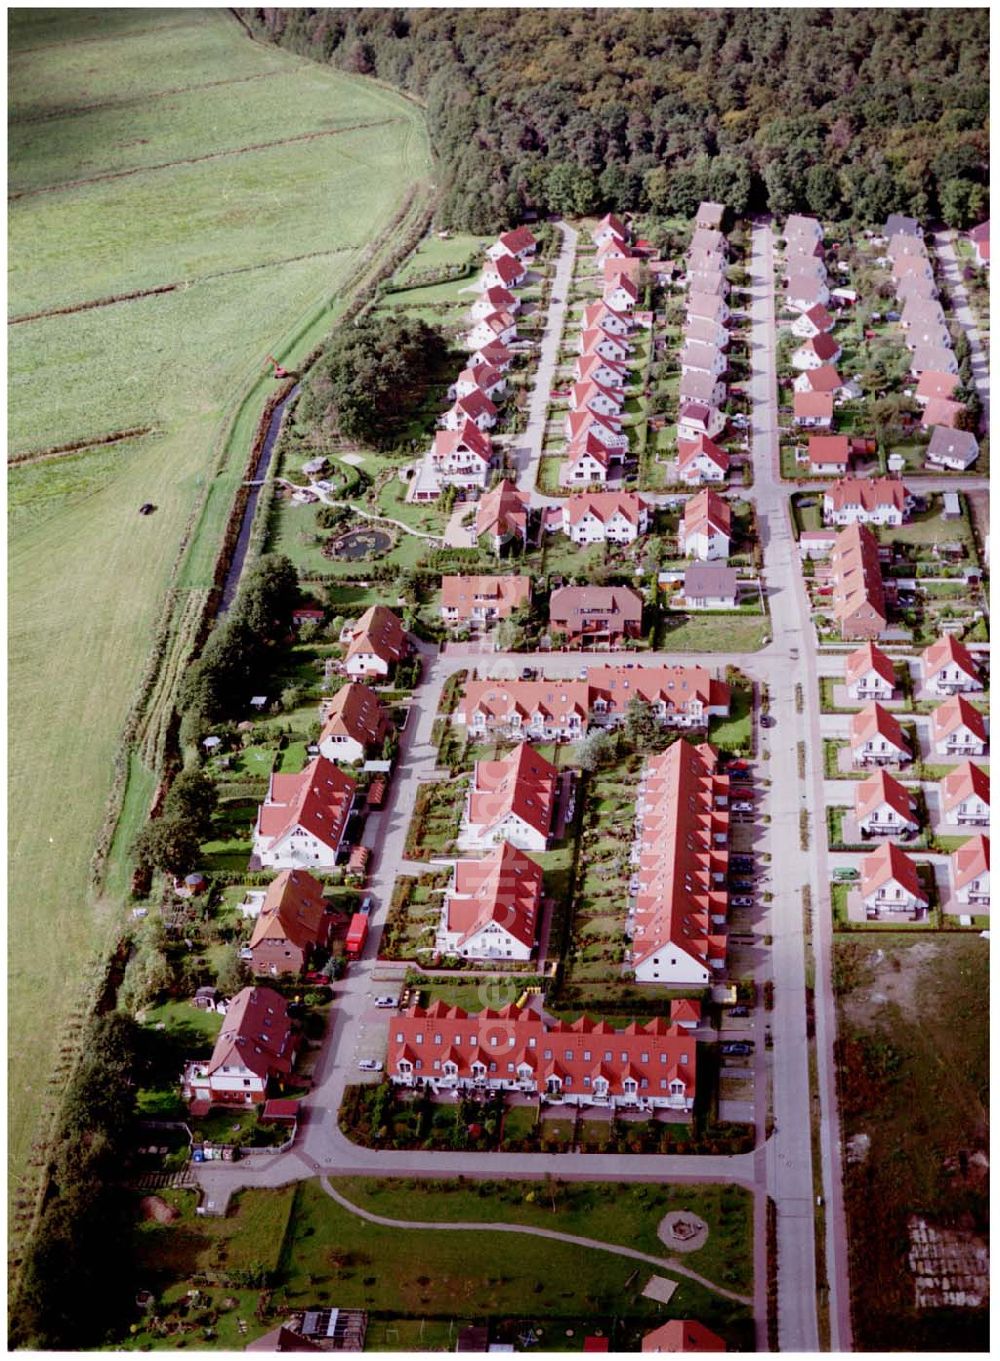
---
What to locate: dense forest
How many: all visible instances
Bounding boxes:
[241,8,988,231]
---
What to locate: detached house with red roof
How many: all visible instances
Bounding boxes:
[940,762,990,829]
[849,703,911,768]
[343,605,409,679]
[681,489,731,561]
[582,300,634,336]
[678,401,726,442]
[480,253,526,291]
[630,741,730,985]
[574,351,628,389]
[548,584,644,647]
[593,212,630,248]
[561,433,622,487]
[318,682,391,764]
[791,302,835,340]
[248,869,331,977]
[860,843,928,920]
[475,480,529,553]
[470,284,518,322]
[921,636,983,695]
[808,435,851,476]
[793,364,841,397]
[952,835,990,911]
[182,986,297,1110]
[931,695,988,757]
[486,225,536,262]
[442,389,498,432]
[604,271,639,313]
[426,420,495,495]
[440,574,531,629]
[466,309,517,352]
[969,220,990,268]
[920,399,966,433]
[450,364,506,403]
[435,843,544,960]
[459,744,558,852]
[677,432,730,484]
[253,756,356,869]
[387,1000,696,1113]
[561,490,649,545]
[792,332,842,371]
[914,370,959,405]
[580,326,631,364]
[844,642,897,702]
[569,378,625,420]
[854,770,919,839]
[642,1319,727,1353]
[793,390,835,430]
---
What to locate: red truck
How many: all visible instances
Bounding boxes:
[345,913,368,960]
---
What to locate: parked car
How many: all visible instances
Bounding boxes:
[833,867,859,881]
[520,666,537,681]
[731,895,754,908]
[760,714,776,728]
[731,770,753,783]
[731,855,754,870]
[374,996,397,1009]
[730,879,754,891]
[729,1005,749,1018]
[358,1059,383,1072]
[732,800,754,812]
[721,1042,753,1057]
[628,876,640,895]
[359,896,374,915]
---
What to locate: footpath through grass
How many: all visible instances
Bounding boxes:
[122,1177,755,1351]
[7,6,430,1195]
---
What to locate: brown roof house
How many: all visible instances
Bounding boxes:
[548,584,644,646]
[318,683,391,764]
[342,605,409,679]
[441,574,531,629]
[182,986,297,1110]
[829,525,887,641]
[248,869,331,977]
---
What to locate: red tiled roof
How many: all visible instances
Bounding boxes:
[452,389,498,424]
[800,332,841,362]
[602,258,642,285]
[447,843,544,949]
[441,574,531,621]
[475,480,529,541]
[845,641,896,689]
[677,433,729,474]
[915,370,960,403]
[683,488,731,539]
[642,1319,727,1353]
[564,490,648,527]
[631,741,730,971]
[793,391,834,421]
[432,420,494,466]
[498,225,536,254]
[803,302,834,330]
[854,769,916,824]
[387,1000,695,1101]
[952,834,990,891]
[574,352,628,385]
[473,339,513,370]
[809,435,851,465]
[830,525,887,635]
[249,869,329,953]
[488,253,526,286]
[345,604,409,666]
[570,378,625,413]
[940,761,990,815]
[603,271,639,300]
[922,635,980,684]
[801,365,841,393]
[931,695,987,742]
[468,744,558,842]
[257,756,356,854]
[825,477,907,515]
[320,682,390,749]
[849,702,907,752]
[921,398,966,430]
[860,842,927,903]
[670,999,703,1025]
[206,986,295,1079]
[565,408,623,444]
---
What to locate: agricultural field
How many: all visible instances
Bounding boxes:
[7,7,430,1193]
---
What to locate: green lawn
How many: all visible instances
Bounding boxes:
[660,614,770,652]
[7,7,431,1191]
[121,1177,754,1351]
[708,680,753,754]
